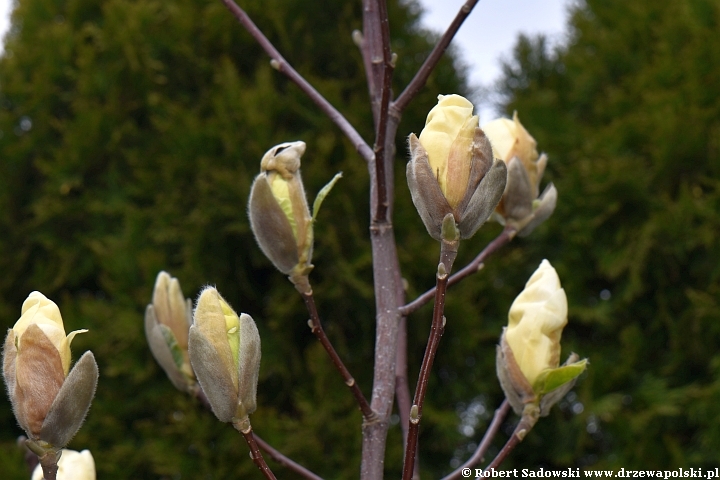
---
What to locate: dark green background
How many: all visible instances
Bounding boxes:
[1,0,719,477]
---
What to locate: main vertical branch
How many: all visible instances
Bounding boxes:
[360,2,403,476]
[371,0,394,223]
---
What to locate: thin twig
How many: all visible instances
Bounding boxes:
[38,450,59,480]
[255,435,325,480]
[301,291,377,421]
[194,388,323,480]
[441,400,510,480]
[219,0,374,163]
[395,316,420,480]
[392,0,481,115]
[401,265,450,480]
[400,226,515,316]
[371,0,394,223]
[480,407,539,476]
[234,419,278,480]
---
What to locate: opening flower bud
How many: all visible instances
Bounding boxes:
[189,287,261,423]
[496,260,587,415]
[145,271,196,392]
[248,142,314,281]
[482,112,557,237]
[407,94,507,240]
[248,141,342,293]
[3,292,98,447]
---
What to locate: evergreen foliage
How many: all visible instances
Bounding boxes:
[0,0,466,477]
[2,0,720,476]
[493,0,720,469]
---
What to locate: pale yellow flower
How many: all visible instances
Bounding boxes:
[407,94,507,240]
[505,259,568,386]
[482,112,556,237]
[418,94,479,208]
[482,112,541,194]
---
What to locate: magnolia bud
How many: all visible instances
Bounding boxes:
[2,292,98,448]
[144,271,196,393]
[496,260,587,415]
[31,449,96,480]
[248,142,313,277]
[482,112,557,237]
[248,142,341,293]
[407,94,507,240]
[188,287,261,423]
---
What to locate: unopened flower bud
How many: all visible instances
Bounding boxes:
[31,449,95,480]
[248,141,341,293]
[483,112,557,237]
[2,292,98,448]
[496,260,587,415]
[407,94,507,240]
[188,287,261,423]
[144,271,196,393]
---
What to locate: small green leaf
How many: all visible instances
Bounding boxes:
[158,324,185,370]
[534,359,588,395]
[312,172,343,220]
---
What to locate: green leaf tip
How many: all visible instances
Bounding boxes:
[312,172,343,220]
[534,359,588,395]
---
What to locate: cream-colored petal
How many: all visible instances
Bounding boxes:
[505,260,568,386]
[444,115,478,208]
[482,117,516,161]
[152,272,190,350]
[193,287,238,390]
[512,112,539,176]
[419,94,475,193]
[14,292,65,336]
[506,324,555,385]
[268,172,296,239]
[167,277,189,348]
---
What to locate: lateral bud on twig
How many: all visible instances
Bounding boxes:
[352,29,363,47]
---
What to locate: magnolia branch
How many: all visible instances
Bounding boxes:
[441,400,511,480]
[234,419,278,480]
[400,226,515,316]
[479,406,539,477]
[219,0,374,163]
[401,266,450,480]
[254,436,324,480]
[194,388,322,480]
[301,291,377,421]
[392,0,481,114]
[371,0,395,223]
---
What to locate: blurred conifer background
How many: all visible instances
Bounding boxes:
[1,0,719,477]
